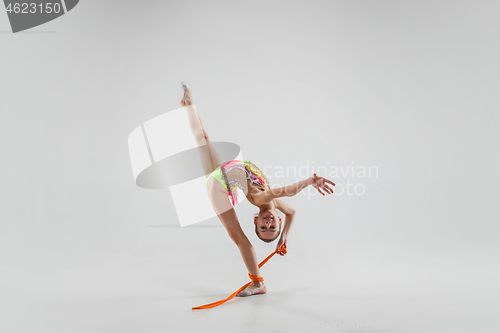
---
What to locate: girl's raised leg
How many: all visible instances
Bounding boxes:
[182,87,222,177]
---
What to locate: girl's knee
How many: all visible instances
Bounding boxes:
[192,131,206,145]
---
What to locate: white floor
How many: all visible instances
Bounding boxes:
[1,243,496,333]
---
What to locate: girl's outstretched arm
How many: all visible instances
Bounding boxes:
[253,174,335,204]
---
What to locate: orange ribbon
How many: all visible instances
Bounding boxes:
[192,245,287,310]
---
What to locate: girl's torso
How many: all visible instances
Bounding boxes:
[220,160,270,206]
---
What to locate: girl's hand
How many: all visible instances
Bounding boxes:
[311,173,335,196]
[276,237,287,256]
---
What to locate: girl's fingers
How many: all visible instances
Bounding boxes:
[326,179,336,186]
[312,176,336,194]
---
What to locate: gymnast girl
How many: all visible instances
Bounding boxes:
[180,82,335,297]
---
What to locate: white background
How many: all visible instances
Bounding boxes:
[1,1,498,332]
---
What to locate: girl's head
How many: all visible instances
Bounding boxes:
[254,207,282,243]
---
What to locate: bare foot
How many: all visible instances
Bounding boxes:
[180,88,193,106]
[236,281,267,297]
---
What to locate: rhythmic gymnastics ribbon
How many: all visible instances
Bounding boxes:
[192,245,287,310]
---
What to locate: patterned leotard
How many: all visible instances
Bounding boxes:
[205,160,270,206]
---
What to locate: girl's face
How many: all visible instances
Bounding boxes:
[254,209,282,240]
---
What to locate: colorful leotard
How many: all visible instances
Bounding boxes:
[205,160,270,206]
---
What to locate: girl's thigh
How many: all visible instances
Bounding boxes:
[206,177,233,216]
